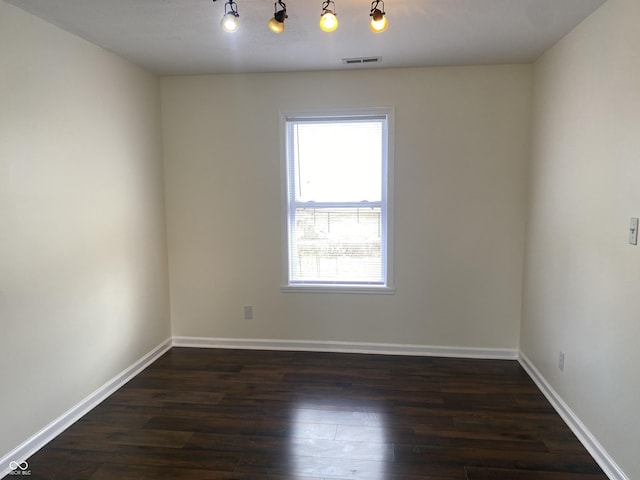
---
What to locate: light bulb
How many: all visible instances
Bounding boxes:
[370,10,388,33]
[221,13,239,32]
[268,17,285,33]
[319,10,338,32]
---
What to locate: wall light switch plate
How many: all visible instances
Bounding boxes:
[630,217,639,245]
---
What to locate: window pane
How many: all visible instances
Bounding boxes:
[284,111,392,289]
[293,121,382,203]
[290,207,383,284]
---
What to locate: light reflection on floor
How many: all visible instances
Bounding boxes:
[290,403,391,479]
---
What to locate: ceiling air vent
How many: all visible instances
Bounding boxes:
[342,56,382,65]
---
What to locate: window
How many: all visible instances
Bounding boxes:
[281,109,394,293]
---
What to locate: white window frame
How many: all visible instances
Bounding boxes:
[280,107,395,294]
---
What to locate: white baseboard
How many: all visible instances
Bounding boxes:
[518,352,628,480]
[171,336,519,360]
[0,338,173,479]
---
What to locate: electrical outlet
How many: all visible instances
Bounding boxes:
[558,351,565,372]
[630,217,639,245]
[243,305,253,320]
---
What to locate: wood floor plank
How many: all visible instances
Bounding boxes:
[5,348,609,480]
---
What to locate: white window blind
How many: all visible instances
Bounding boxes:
[283,112,392,290]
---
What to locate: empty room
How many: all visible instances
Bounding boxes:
[1,0,638,479]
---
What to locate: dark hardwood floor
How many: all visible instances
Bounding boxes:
[9,348,607,479]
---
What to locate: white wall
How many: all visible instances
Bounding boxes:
[521,0,640,478]
[0,2,171,460]
[162,66,531,349]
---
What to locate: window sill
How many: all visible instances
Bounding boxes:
[281,285,395,295]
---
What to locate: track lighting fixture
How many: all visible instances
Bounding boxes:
[369,0,388,33]
[319,0,338,32]
[214,0,388,36]
[219,0,240,33]
[268,0,288,33]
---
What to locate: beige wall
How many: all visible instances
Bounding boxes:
[162,66,531,349]
[522,0,640,478]
[9,0,638,476]
[0,2,171,459]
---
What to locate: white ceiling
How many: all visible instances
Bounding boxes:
[5,0,606,76]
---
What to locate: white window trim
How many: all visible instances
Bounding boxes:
[279,107,395,294]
